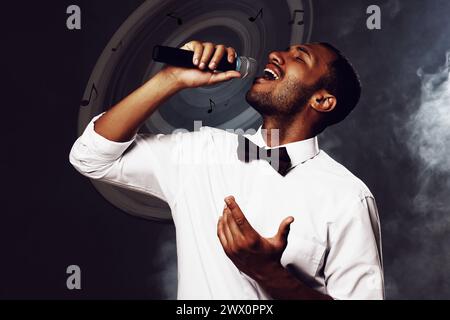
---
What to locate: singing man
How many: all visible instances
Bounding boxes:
[70,41,384,300]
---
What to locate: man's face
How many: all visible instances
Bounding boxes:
[246,43,336,117]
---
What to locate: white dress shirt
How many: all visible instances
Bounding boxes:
[69,112,384,300]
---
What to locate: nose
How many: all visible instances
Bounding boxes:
[269,50,285,66]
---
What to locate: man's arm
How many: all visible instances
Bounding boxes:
[324,196,384,300]
[69,41,241,200]
[93,71,182,143]
[254,262,333,300]
[218,196,333,300]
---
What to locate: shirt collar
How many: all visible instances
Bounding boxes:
[244,126,320,167]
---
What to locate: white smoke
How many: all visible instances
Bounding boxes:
[404,51,450,248]
[145,228,178,299]
[386,0,401,19]
[407,52,450,173]
[381,51,450,298]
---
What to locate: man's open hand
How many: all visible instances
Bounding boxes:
[217,196,295,282]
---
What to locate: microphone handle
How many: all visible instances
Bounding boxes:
[152,45,238,72]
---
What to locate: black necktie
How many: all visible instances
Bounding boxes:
[237,136,293,177]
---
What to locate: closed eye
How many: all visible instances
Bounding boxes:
[285,47,306,63]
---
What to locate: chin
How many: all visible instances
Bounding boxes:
[247,80,275,98]
[245,89,278,116]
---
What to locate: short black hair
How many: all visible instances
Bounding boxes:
[316,42,362,128]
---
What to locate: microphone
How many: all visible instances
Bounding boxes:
[152,45,257,79]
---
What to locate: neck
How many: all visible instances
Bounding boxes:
[262,116,316,147]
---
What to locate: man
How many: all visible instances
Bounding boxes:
[69,41,384,300]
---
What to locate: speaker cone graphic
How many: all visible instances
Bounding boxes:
[78,0,313,221]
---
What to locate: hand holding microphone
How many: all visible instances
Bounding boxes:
[154,41,257,89]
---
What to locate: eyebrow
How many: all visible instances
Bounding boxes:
[295,46,311,58]
[285,46,312,62]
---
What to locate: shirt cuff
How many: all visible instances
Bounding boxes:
[79,112,138,160]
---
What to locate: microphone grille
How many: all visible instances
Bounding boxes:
[238,56,258,79]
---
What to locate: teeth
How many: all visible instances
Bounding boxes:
[264,68,279,80]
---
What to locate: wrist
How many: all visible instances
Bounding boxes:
[252,261,285,283]
[155,68,186,92]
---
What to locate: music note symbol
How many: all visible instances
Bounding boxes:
[81,84,98,107]
[112,41,123,52]
[166,12,183,25]
[249,8,263,22]
[208,99,216,114]
[288,9,304,25]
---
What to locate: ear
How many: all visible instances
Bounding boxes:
[309,90,337,113]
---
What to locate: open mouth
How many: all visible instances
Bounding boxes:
[254,64,282,83]
[263,68,280,81]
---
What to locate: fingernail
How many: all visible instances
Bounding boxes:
[194,58,199,65]
[209,62,216,70]
[199,62,206,69]
[225,196,234,205]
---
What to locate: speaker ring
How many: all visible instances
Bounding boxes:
[78,0,314,221]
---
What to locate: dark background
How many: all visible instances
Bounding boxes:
[2,0,450,299]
